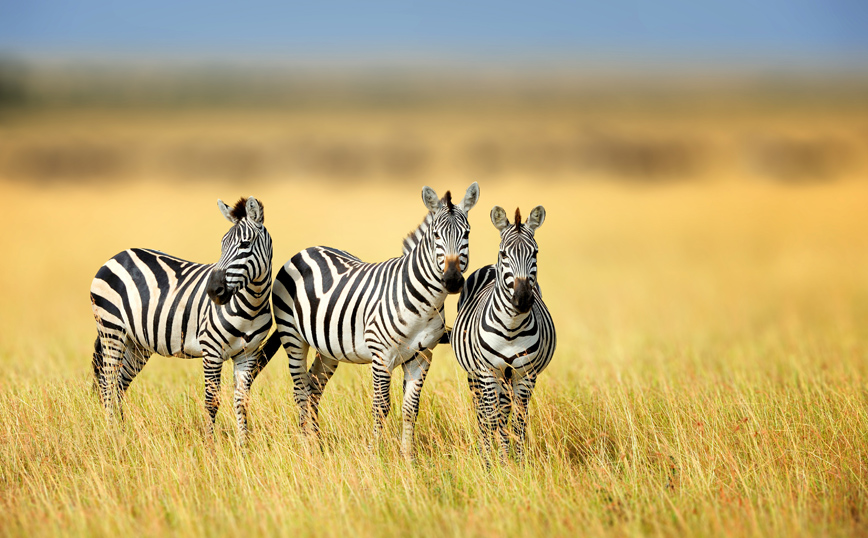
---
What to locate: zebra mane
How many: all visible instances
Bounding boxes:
[514,207,522,231]
[401,192,451,256]
[229,197,265,221]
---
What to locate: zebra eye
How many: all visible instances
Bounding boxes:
[240,241,251,249]
[499,250,507,258]
[433,231,441,240]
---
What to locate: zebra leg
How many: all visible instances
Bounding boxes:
[496,374,513,462]
[371,359,393,444]
[306,353,340,437]
[475,373,500,466]
[277,327,317,436]
[91,337,103,395]
[95,329,126,423]
[399,349,432,460]
[232,354,256,447]
[203,353,224,440]
[118,343,150,395]
[468,373,483,433]
[512,373,538,463]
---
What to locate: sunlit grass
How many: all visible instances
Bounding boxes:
[1,172,867,537]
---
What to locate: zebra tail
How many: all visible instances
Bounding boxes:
[252,330,282,379]
[91,336,103,394]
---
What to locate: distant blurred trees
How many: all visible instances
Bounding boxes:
[0,57,866,184]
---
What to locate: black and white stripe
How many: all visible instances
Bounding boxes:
[451,205,556,462]
[268,183,479,457]
[90,197,273,445]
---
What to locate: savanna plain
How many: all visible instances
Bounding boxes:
[1,105,868,538]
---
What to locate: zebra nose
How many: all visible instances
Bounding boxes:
[206,269,230,305]
[443,256,464,294]
[512,278,534,314]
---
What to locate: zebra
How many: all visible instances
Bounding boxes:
[268,182,479,457]
[90,196,273,445]
[450,205,556,463]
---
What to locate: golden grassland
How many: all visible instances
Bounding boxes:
[1,109,868,536]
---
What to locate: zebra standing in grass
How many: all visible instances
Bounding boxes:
[451,205,556,462]
[90,197,273,445]
[268,183,479,457]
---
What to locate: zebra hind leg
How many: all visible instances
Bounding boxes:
[306,353,340,439]
[232,354,257,447]
[399,349,432,460]
[273,318,319,437]
[91,337,103,396]
[288,342,316,436]
[95,329,126,423]
[119,343,151,395]
[371,359,393,446]
[202,352,224,441]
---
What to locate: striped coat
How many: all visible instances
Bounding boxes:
[90,197,273,445]
[267,183,479,456]
[451,205,556,462]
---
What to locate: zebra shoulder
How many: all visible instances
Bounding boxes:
[457,264,495,311]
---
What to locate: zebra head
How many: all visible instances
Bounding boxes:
[421,182,479,294]
[206,196,271,305]
[491,205,546,314]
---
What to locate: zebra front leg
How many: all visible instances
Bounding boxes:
[371,359,393,445]
[474,372,500,467]
[512,373,537,463]
[203,354,223,440]
[400,349,432,460]
[232,354,256,447]
[496,374,513,462]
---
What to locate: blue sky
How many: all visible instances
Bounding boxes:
[1,1,866,66]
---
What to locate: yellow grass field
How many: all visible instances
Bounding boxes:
[1,108,868,537]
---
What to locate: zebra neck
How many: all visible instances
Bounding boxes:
[491,282,532,331]
[402,211,434,256]
[402,235,449,304]
[229,269,273,313]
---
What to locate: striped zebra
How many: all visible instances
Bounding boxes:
[90,197,273,445]
[268,183,479,457]
[451,205,556,462]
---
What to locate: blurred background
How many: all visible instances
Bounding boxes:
[1,1,867,188]
[0,1,867,377]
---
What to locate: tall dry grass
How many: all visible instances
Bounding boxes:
[1,118,868,536]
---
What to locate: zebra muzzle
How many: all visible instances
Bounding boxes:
[443,257,464,294]
[206,269,232,305]
[512,278,534,314]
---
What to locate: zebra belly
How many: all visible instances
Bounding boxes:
[369,310,445,371]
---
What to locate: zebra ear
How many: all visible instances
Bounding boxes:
[218,199,237,224]
[245,197,264,225]
[527,205,546,231]
[421,186,440,212]
[491,206,510,231]
[459,182,479,213]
